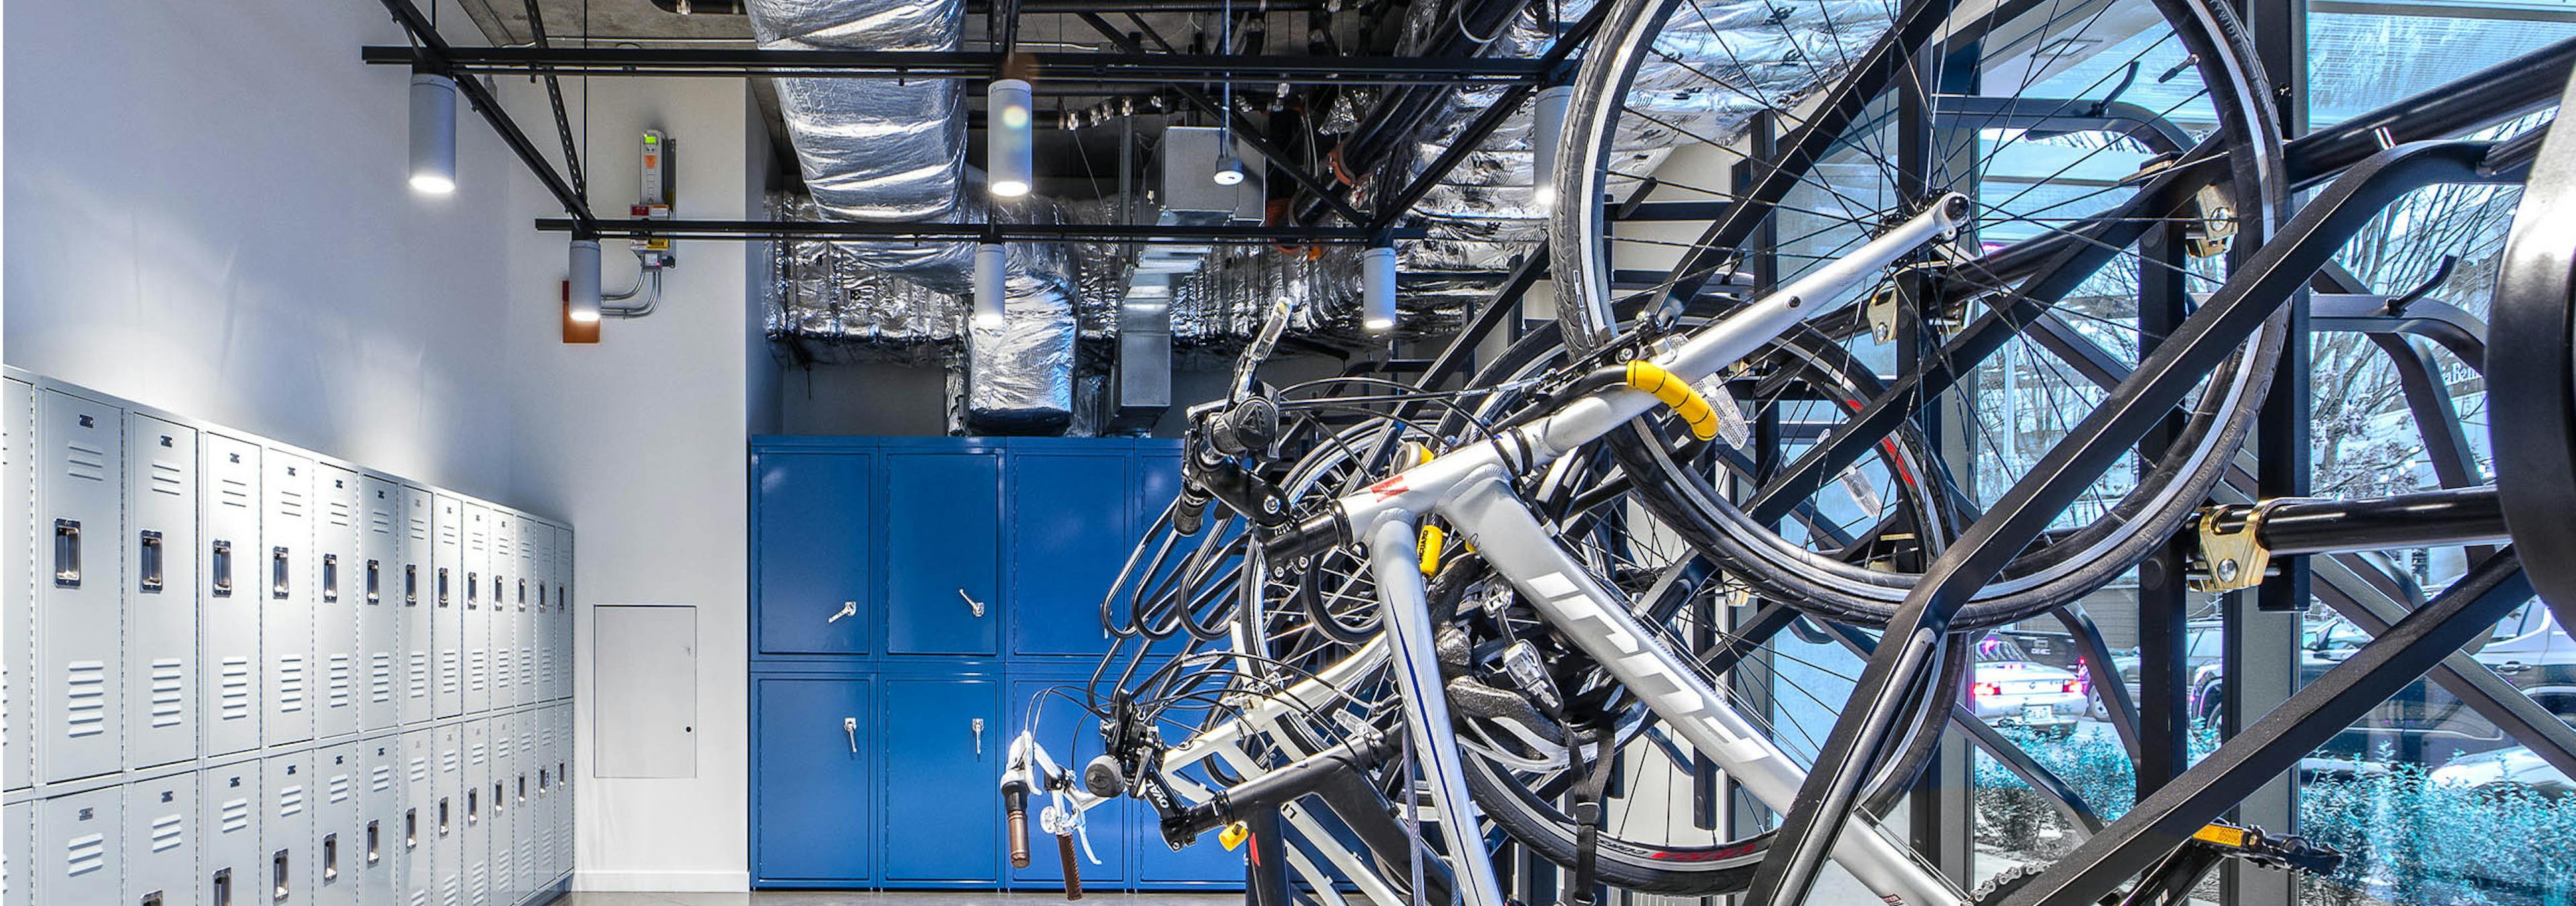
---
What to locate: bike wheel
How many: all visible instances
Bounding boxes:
[1549,0,2289,629]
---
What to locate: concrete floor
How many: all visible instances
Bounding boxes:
[554,895,1246,906]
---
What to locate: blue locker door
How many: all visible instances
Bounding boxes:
[755,452,873,656]
[1008,453,1129,656]
[1006,678,1126,888]
[879,677,1000,884]
[882,451,1000,656]
[753,678,873,883]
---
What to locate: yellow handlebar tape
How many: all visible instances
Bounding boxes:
[1624,361,1719,442]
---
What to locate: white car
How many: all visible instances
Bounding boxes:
[2430,746,2573,798]
[1969,636,2089,732]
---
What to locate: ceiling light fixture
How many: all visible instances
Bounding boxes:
[974,243,1009,328]
[1362,244,1398,333]
[568,238,603,324]
[1212,154,1246,186]
[409,70,459,195]
[988,79,1034,198]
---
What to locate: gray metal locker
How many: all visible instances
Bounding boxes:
[546,704,572,882]
[317,465,363,740]
[202,758,261,906]
[317,742,362,906]
[529,524,553,707]
[128,415,201,770]
[3,798,28,906]
[398,729,439,906]
[435,723,463,906]
[358,736,400,906]
[488,511,516,711]
[36,388,125,783]
[36,785,120,905]
[264,448,316,747]
[552,525,573,703]
[433,495,463,721]
[201,433,264,758]
[265,748,317,906]
[463,503,491,716]
[3,377,34,794]
[360,476,402,731]
[513,519,537,710]
[488,714,515,906]
[128,772,200,906]
[462,719,490,906]
[512,711,539,899]
[400,487,435,727]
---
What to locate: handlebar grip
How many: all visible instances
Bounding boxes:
[1008,808,1032,868]
[1172,491,1210,537]
[1058,833,1083,900]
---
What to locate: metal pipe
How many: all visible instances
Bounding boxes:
[541,215,1426,242]
[2211,487,2508,556]
[360,46,1543,85]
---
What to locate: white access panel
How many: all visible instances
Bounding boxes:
[128,771,200,906]
[3,378,34,794]
[358,736,400,906]
[3,799,28,906]
[489,510,516,711]
[433,494,464,721]
[398,729,439,906]
[202,433,264,758]
[203,758,261,906]
[264,748,317,906]
[317,465,364,740]
[400,487,435,727]
[36,388,125,783]
[128,415,202,770]
[463,503,491,716]
[360,477,402,731]
[264,448,317,747]
[463,719,490,906]
[317,742,362,906]
[435,723,464,906]
[488,714,516,906]
[514,517,537,710]
[35,785,119,905]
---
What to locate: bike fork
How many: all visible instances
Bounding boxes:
[1366,517,1511,906]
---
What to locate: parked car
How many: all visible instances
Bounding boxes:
[2430,746,2573,799]
[1969,635,2088,735]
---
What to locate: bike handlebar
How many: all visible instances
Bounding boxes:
[1058,833,1084,899]
[1004,785,1032,868]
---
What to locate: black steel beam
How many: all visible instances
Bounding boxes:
[361,45,1544,86]
[374,0,597,232]
[1364,1,1611,233]
[534,217,1425,244]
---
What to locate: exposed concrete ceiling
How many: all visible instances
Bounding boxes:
[455,0,753,46]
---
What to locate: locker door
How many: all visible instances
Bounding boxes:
[264,449,316,747]
[435,724,464,906]
[882,450,1000,656]
[754,451,873,655]
[317,743,362,906]
[553,526,573,703]
[530,525,553,705]
[2,379,31,793]
[361,477,402,730]
[880,676,1000,883]
[547,703,573,880]
[1008,677,1127,888]
[1008,452,1130,656]
[264,748,316,906]
[202,760,260,906]
[463,504,491,716]
[128,772,201,906]
[433,495,464,720]
[511,713,538,899]
[36,389,125,782]
[129,415,201,770]
[464,719,490,906]
[400,487,435,725]
[486,717,515,906]
[515,525,537,710]
[488,511,515,711]
[317,465,362,739]
[752,676,872,883]
[398,730,439,906]
[3,799,28,906]
[202,434,264,758]
[358,737,400,906]
[36,786,119,905]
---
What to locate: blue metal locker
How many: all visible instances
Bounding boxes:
[1006,676,1126,888]
[754,450,873,656]
[1007,452,1130,656]
[753,676,873,884]
[202,758,261,906]
[128,413,201,770]
[127,772,200,906]
[882,448,1001,656]
[203,434,265,758]
[879,676,1001,885]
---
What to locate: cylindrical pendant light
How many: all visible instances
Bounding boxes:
[988,79,1035,198]
[1530,85,1573,210]
[568,238,602,324]
[974,243,1009,328]
[1212,153,1246,186]
[1362,244,1398,333]
[409,70,460,195]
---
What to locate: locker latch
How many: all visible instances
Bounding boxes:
[844,717,859,753]
[972,717,985,756]
[958,589,986,618]
[826,601,857,624]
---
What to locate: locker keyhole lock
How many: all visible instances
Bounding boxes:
[827,601,857,624]
[845,716,859,753]
[959,588,986,618]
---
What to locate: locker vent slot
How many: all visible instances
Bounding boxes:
[277,656,306,712]
[329,654,354,709]
[494,653,511,691]
[221,477,252,506]
[441,750,459,773]
[64,660,107,736]
[220,658,254,720]
[66,831,107,876]
[152,812,186,852]
[329,771,353,803]
[372,653,395,703]
[150,658,186,725]
[221,797,253,833]
[409,652,430,698]
[150,460,184,495]
[278,783,305,818]
[64,440,107,481]
[468,651,485,692]
[439,652,459,695]
[372,763,394,792]
[409,755,430,783]
[470,742,486,766]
